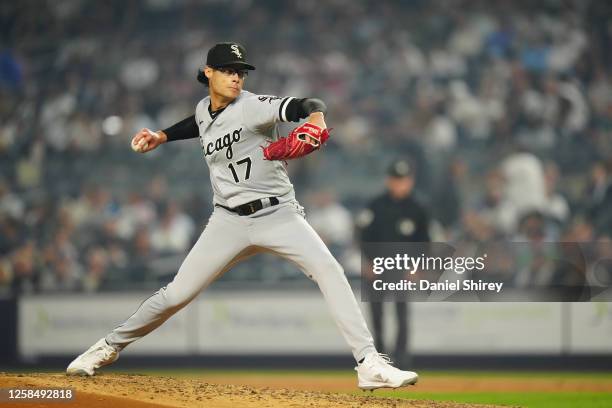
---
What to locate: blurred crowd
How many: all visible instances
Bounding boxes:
[1,0,611,294]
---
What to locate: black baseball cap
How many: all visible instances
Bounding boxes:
[387,159,415,178]
[206,42,256,70]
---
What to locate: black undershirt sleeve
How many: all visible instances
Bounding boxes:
[284,98,327,122]
[163,115,199,142]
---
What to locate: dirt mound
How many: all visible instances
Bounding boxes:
[0,373,494,408]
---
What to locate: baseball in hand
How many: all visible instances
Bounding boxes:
[131,138,149,153]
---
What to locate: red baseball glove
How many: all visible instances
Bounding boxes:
[263,123,330,161]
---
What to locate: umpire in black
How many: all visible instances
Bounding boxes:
[356,158,430,367]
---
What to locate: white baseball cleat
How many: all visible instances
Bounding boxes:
[355,353,418,390]
[66,338,119,376]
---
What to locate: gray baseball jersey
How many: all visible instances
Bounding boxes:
[195,91,295,208]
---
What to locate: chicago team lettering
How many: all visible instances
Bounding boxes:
[201,127,242,159]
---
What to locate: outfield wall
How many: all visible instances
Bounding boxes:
[13,291,612,360]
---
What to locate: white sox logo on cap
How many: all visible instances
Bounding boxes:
[231,44,243,59]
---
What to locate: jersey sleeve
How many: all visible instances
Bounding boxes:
[242,95,295,130]
[163,115,198,141]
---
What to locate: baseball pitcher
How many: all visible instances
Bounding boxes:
[66,42,418,390]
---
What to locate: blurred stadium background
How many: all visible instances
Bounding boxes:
[1,0,612,375]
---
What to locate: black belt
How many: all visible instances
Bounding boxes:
[216,197,280,216]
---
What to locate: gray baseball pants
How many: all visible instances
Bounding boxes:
[106,200,376,362]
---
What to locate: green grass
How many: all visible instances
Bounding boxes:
[419,370,612,380]
[384,391,612,408]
